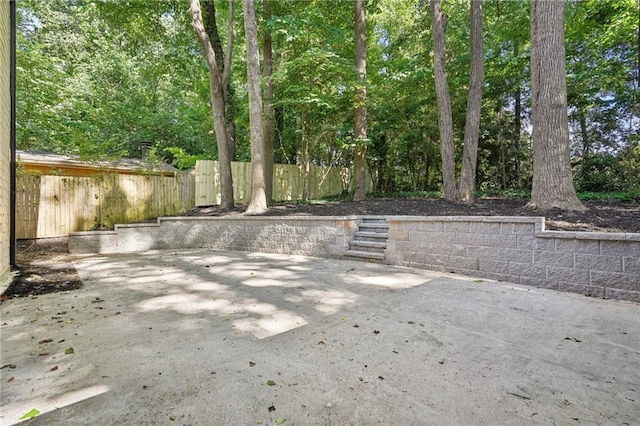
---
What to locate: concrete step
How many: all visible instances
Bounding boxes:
[350,240,387,251]
[358,223,389,232]
[344,250,385,260]
[354,231,388,242]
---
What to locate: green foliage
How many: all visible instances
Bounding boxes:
[15,0,639,196]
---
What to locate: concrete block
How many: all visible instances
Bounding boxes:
[469,222,501,234]
[516,235,535,250]
[467,245,498,259]
[547,266,589,284]
[605,288,640,302]
[534,250,574,267]
[555,239,601,255]
[510,262,546,279]
[591,271,639,291]
[623,257,640,274]
[479,259,509,274]
[521,276,557,290]
[497,248,533,263]
[484,234,517,248]
[600,241,640,257]
[574,254,623,272]
[533,238,556,251]
[446,255,478,270]
[558,282,604,298]
[501,223,535,235]
[422,242,467,257]
[443,221,471,233]
[404,251,426,265]
[423,231,457,243]
[454,232,484,245]
[388,229,408,241]
[422,253,450,267]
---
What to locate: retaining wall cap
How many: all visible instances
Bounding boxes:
[536,231,636,241]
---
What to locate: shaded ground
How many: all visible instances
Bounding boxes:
[1,250,638,425]
[4,197,638,299]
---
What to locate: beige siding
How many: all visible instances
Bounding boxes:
[0,2,12,292]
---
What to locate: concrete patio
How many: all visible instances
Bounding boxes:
[1,249,638,425]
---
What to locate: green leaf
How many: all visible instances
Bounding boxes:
[65,347,75,355]
[275,418,286,425]
[20,408,40,419]
[267,380,276,386]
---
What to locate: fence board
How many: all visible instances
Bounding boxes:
[16,172,195,239]
[195,160,353,207]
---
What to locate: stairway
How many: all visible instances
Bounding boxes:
[345,217,389,261]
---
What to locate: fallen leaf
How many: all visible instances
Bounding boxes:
[50,366,59,371]
[169,415,177,421]
[38,338,53,344]
[268,405,276,412]
[317,340,326,346]
[0,363,16,369]
[378,376,384,380]
[39,352,49,356]
[373,330,380,334]
[407,321,415,324]
[115,312,122,315]
[20,408,40,420]
[7,376,14,383]
[65,347,75,355]
[267,380,276,386]
[275,418,286,425]
[249,361,256,367]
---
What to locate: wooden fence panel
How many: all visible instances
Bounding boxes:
[16,172,195,239]
[195,160,351,206]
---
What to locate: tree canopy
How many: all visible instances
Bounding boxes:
[16,0,640,196]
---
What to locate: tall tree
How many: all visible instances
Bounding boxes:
[189,0,234,210]
[243,0,268,214]
[202,0,237,160]
[353,0,368,201]
[528,0,585,211]
[430,0,457,201]
[262,0,275,202]
[458,0,484,202]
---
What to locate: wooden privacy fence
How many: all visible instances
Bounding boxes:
[195,160,351,206]
[16,173,195,239]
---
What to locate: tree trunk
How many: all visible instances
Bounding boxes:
[353,0,368,201]
[430,0,457,202]
[189,0,234,210]
[514,76,522,189]
[243,0,268,214]
[458,0,484,202]
[301,107,310,201]
[202,0,236,160]
[528,0,585,211]
[262,0,275,202]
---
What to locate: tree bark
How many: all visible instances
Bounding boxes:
[202,0,236,160]
[458,0,484,202]
[243,0,268,214]
[430,0,458,202]
[189,0,234,210]
[262,0,275,202]
[353,0,368,201]
[528,0,585,211]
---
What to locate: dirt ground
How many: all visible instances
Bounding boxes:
[3,197,638,299]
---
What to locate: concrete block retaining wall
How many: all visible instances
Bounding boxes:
[69,216,359,259]
[386,216,640,302]
[69,215,640,302]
